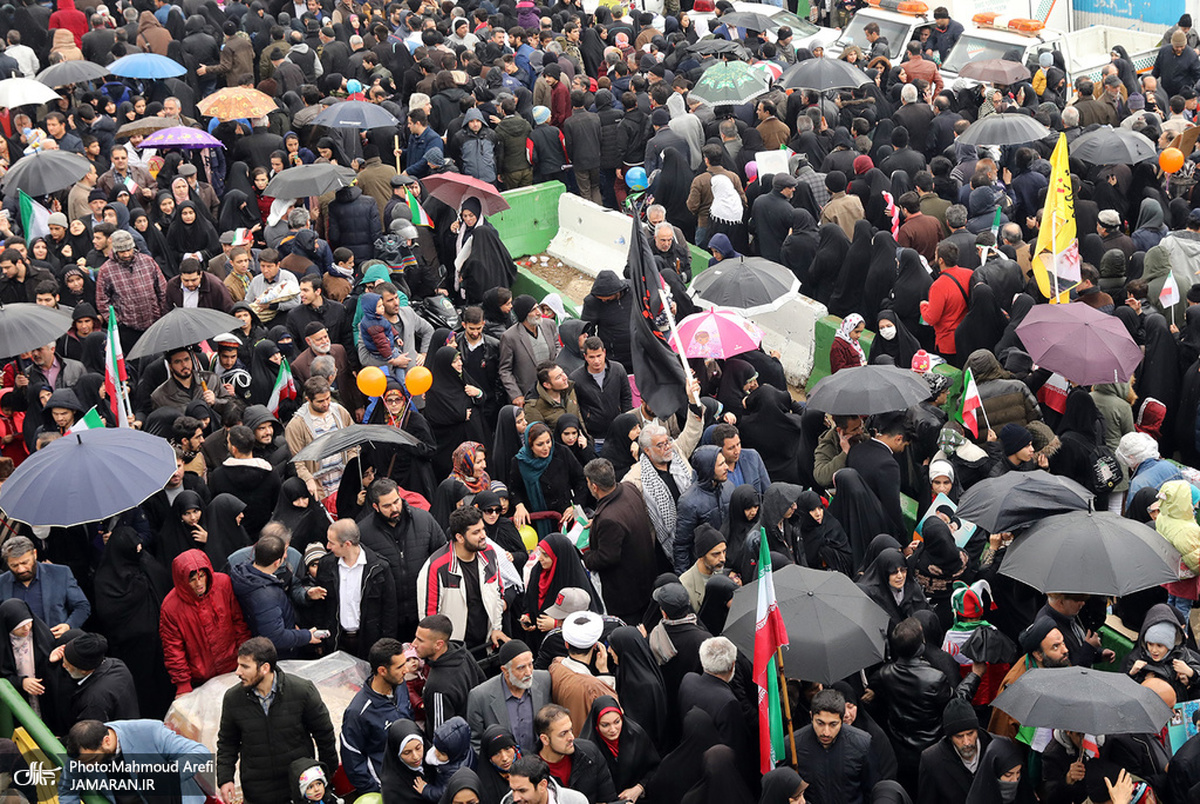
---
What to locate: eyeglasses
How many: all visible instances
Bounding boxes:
[482,507,502,514]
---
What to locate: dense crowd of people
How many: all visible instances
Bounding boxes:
[1,0,1200,803]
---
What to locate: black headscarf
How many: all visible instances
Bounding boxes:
[867,309,920,369]
[554,413,593,467]
[965,736,1034,804]
[862,231,899,323]
[248,339,284,406]
[829,219,875,317]
[270,480,327,552]
[599,412,640,479]
[217,189,262,233]
[890,248,933,338]
[0,598,64,732]
[807,224,851,306]
[954,283,1007,358]
[828,468,891,570]
[491,406,524,484]
[740,385,804,486]
[994,293,1035,355]
[578,695,661,793]
[381,720,426,804]
[796,489,854,576]
[524,532,602,617]
[165,200,221,260]
[156,490,209,564]
[644,708,720,804]
[681,746,755,804]
[760,768,804,804]
[717,358,758,421]
[780,209,819,287]
[93,526,170,640]
[1136,313,1179,447]
[607,625,669,747]
[697,574,739,635]
[857,546,931,626]
[721,483,761,574]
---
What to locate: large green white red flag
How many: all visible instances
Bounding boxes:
[104,306,132,427]
[267,358,297,415]
[754,527,788,773]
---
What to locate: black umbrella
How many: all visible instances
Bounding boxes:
[778,57,870,91]
[954,470,1092,534]
[805,365,931,415]
[37,61,109,88]
[264,163,356,198]
[991,667,1173,734]
[0,428,176,527]
[0,150,93,197]
[690,256,799,314]
[719,10,777,30]
[291,424,420,463]
[1000,510,1180,596]
[956,113,1051,146]
[311,100,400,130]
[0,303,74,358]
[688,38,751,58]
[1069,125,1157,165]
[127,308,244,360]
[723,565,889,683]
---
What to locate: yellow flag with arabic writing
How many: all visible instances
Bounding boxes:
[1031,133,1081,304]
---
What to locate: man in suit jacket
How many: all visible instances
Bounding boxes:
[291,322,362,415]
[0,536,90,636]
[60,719,211,804]
[709,423,770,496]
[166,259,234,312]
[846,411,908,540]
[678,636,756,784]
[498,295,560,406]
[466,639,552,756]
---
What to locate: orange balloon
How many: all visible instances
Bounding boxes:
[357,366,388,397]
[1160,147,1185,174]
[406,366,433,396]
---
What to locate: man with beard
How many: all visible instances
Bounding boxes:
[455,307,503,425]
[417,507,505,648]
[413,613,485,740]
[988,616,1072,738]
[287,274,352,350]
[340,638,413,794]
[61,719,209,804]
[1036,593,1115,667]
[284,378,354,501]
[918,698,991,804]
[216,637,337,804]
[151,347,234,415]
[792,689,878,804]
[468,638,554,755]
[56,632,139,724]
[95,230,167,352]
[292,323,359,412]
[0,536,90,637]
[679,525,728,613]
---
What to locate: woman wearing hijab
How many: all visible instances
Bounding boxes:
[155,491,211,564]
[553,414,593,469]
[1050,388,1105,492]
[450,441,491,495]
[889,248,934,349]
[954,283,1007,358]
[807,224,851,306]
[579,695,661,801]
[0,599,66,732]
[862,232,900,324]
[605,625,668,748]
[780,209,820,287]
[425,346,488,479]
[201,494,250,571]
[1179,306,1200,374]
[795,489,854,576]
[696,575,739,635]
[92,526,173,717]
[453,197,516,305]
[830,313,868,373]
[829,468,892,570]
[910,517,968,628]
[760,768,806,804]
[680,746,755,804]
[491,406,526,484]
[247,339,286,408]
[382,720,428,804]
[130,206,177,277]
[476,726,519,804]
[716,359,758,422]
[858,547,932,629]
[720,485,761,576]
[217,189,262,235]
[645,708,720,804]
[166,200,221,263]
[993,294,1035,355]
[867,310,920,368]
[523,533,602,633]
[965,736,1034,804]
[829,220,875,318]
[1132,198,1168,252]
[739,385,803,486]
[481,289,515,340]
[474,489,527,574]
[707,173,747,254]
[271,479,328,552]
[598,413,640,480]
[1135,313,1181,455]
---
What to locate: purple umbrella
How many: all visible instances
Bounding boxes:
[139,126,224,150]
[1015,301,1143,384]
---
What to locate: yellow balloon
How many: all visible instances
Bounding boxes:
[356,366,388,397]
[406,366,433,395]
[519,524,539,551]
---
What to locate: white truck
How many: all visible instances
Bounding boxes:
[939,18,1162,85]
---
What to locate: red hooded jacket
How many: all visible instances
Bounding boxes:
[159,549,251,695]
[48,0,88,47]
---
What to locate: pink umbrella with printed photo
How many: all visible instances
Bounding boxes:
[674,308,764,359]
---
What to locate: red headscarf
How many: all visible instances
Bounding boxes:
[594,706,622,757]
[536,538,558,610]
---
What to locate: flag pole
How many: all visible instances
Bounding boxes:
[776,649,798,767]
[660,289,701,405]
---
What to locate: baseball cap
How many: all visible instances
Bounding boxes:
[544,587,592,619]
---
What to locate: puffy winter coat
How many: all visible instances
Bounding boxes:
[451,111,499,184]
[495,115,533,175]
[159,550,251,694]
[180,16,220,75]
[357,506,447,627]
[674,446,732,573]
[229,560,313,658]
[964,350,1042,430]
[328,186,383,264]
[596,98,625,171]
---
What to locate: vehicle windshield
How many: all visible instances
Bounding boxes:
[834,14,912,60]
[766,9,819,35]
[942,35,1023,74]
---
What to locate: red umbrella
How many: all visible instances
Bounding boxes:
[421,174,510,216]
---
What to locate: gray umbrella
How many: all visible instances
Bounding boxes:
[37,60,109,87]
[690,256,799,314]
[991,667,1173,734]
[1000,510,1180,595]
[312,100,400,130]
[954,470,1092,534]
[723,565,889,683]
[0,428,176,526]
[292,424,420,463]
[0,150,93,198]
[778,57,870,91]
[805,365,931,415]
[1070,125,1157,165]
[127,308,244,360]
[688,38,751,58]
[956,113,1051,146]
[719,10,778,30]
[264,163,356,198]
[0,303,74,358]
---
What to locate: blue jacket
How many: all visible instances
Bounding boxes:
[727,447,772,496]
[674,445,733,573]
[328,186,383,264]
[59,719,210,804]
[1129,457,1184,501]
[0,562,89,630]
[405,126,443,176]
[228,561,312,658]
[341,680,412,792]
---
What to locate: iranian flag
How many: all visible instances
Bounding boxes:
[1161,270,1181,309]
[104,306,132,428]
[267,358,297,415]
[406,188,433,227]
[961,368,983,437]
[18,190,49,241]
[1037,372,1070,414]
[67,406,107,433]
[753,528,789,774]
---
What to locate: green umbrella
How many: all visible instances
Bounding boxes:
[691,61,771,107]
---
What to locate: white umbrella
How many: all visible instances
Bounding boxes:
[0,78,62,108]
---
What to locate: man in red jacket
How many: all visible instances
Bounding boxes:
[919,241,974,367]
[159,549,252,697]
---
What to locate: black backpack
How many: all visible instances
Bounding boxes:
[1086,442,1123,494]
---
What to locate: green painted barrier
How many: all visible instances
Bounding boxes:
[490,183,567,259]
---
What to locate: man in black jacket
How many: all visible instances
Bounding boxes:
[216,637,338,804]
[413,614,485,741]
[570,336,632,442]
[314,520,397,659]
[456,306,504,425]
[581,459,658,623]
[678,636,755,784]
[846,410,909,540]
[59,632,140,725]
[357,479,446,640]
[791,689,878,804]
[918,698,991,804]
[562,90,603,205]
[535,704,616,804]
[579,272,633,369]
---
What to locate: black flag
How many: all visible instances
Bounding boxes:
[627,217,688,421]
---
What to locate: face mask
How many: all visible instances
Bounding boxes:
[998,780,1019,804]
[879,325,897,341]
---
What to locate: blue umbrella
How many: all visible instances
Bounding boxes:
[0,428,175,526]
[312,100,400,130]
[107,53,187,79]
